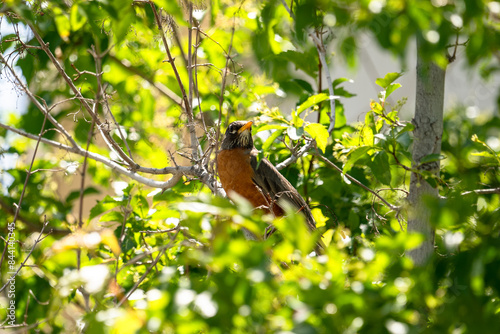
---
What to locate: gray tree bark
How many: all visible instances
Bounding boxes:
[407,38,446,265]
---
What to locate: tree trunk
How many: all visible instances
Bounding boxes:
[407,38,446,265]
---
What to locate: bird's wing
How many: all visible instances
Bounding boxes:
[249,149,316,231]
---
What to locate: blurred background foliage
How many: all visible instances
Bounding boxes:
[1,0,500,333]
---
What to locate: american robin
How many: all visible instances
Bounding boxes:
[217,120,323,251]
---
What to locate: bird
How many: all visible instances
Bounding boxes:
[217,120,323,251]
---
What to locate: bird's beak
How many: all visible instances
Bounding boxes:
[238,121,253,134]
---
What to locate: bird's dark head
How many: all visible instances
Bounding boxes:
[221,121,254,150]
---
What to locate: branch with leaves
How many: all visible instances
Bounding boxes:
[0,4,225,194]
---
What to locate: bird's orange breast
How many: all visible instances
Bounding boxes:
[217,148,275,213]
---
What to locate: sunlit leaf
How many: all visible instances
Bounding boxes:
[375,72,402,89]
[386,83,402,98]
[296,93,330,116]
[263,129,284,151]
[70,5,87,31]
[53,7,71,42]
[343,146,372,173]
[305,123,329,153]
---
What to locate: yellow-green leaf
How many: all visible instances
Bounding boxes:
[375,72,402,89]
[70,5,87,31]
[53,7,71,42]
[263,129,284,151]
[305,123,329,153]
[296,93,330,115]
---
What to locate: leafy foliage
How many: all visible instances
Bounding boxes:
[1,0,500,333]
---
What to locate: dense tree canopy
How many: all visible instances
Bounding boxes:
[1,0,500,333]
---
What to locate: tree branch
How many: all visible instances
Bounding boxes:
[275,140,316,170]
[148,2,201,161]
[26,22,139,170]
[461,188,500,196]
[107,54,183,106]
[117,227,180,307]
[0,122,185,189]
[316,152,400,212]
[0,218,49,293]
[309,32,336,133]
[0,107,48,274]
[0,197,69,235]
[0,52,79,149]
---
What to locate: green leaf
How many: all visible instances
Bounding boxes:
[154,0,184,23]
[375,72,402,89]
[273,202,316,254]
[343,146,372,173]
[332,77,353,88]
[89,196,121,221]
[396,131,411,149]
[53,7,71,42]
[305,123,329,153]
[132,194,149,218]
[397,122,415,136]
[278,50,319,77]
[471,151,496,158]
[294,3,320,42]
[371,151,392,185]
[257,124,287,132]
[263,129,284,151]
[340,36,357,68]
[335,104,347,128]
[296,93,330,116]
[371,101,384,115]
[119,227,138,253]
[385,83,402,98]
[112,9,135,43]
[291,110,305,128]
[100,211,124,223]
[360,124,374,146]
[70,5,88,31]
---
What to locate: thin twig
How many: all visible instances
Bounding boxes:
[76,47,101,287]
[139,227,179,234]
[117,228,180,307]
[0,218,49,293]
[70,63,99,80]
[309,32,336,133]
[26,22,139,170]
[0,107,48,273]
[0,197,69,235]
[275,140,316,170]
[193,23,211,141]
[0,122,186,189]
[107,54,182,105]
[188,2,194,107]
[316,151,400,212]
[0,52,79,148]
[281,0,337,138]
[114,196,132,305]
[461,188,500,195]
[148,2,200,160]
[0,319,48,332]
[280,0,295,18]
[215,15,237,196]
[389,146,412,171]
[171,22,188,67]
